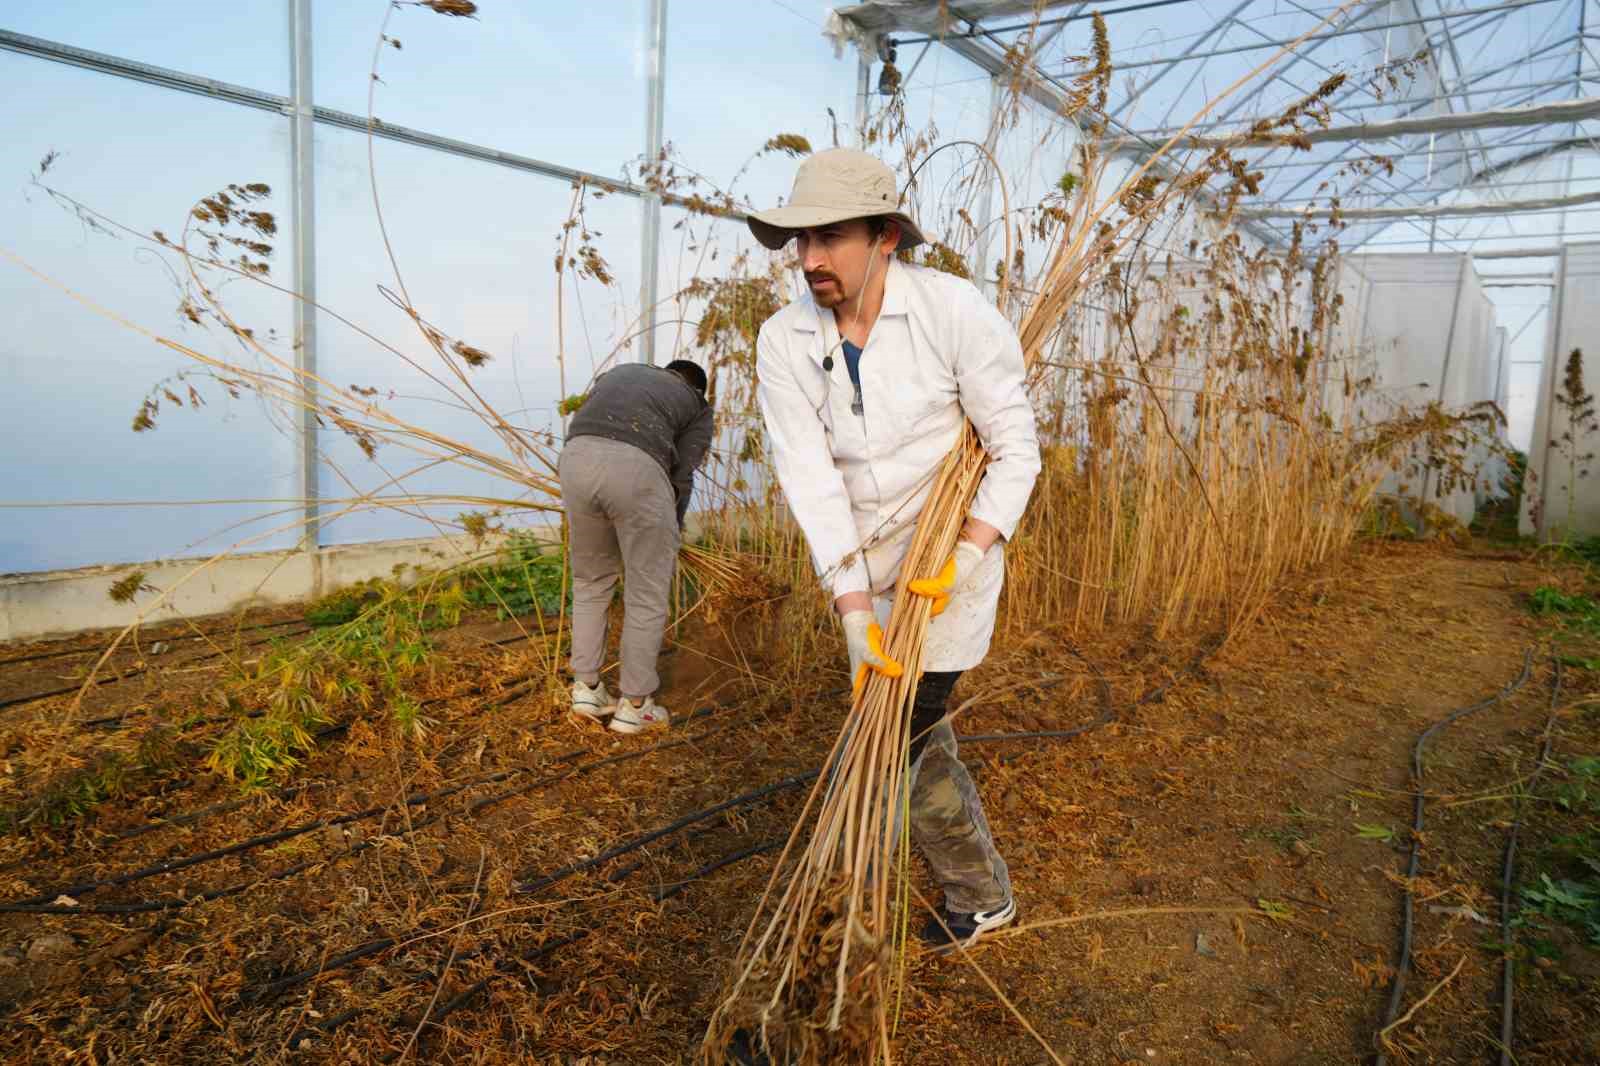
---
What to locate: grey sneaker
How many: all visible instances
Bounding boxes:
[570,679,615,722]
[919,896,1017,955]
[609,696,669,734]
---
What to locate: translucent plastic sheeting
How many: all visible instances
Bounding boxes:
[1352,152,1600,256]
[0,53,298,573]
[1485,290,1549,450]
[1522,241,1600,538]
[888,45,1003,265]
[1341,253,1505,527]
[663,2,856,213]
[313,2,646,184]
[312,123,643,550]
[4,0,289,94]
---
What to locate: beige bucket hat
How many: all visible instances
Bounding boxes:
[747,148,927,252]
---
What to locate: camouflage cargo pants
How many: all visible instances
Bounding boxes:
[908,671,1011,914]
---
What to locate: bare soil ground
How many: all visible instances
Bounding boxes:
[0,540,1596,1064]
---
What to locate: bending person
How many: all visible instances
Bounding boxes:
[558,359,714,734]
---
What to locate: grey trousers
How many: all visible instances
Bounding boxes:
[558,436,679,699]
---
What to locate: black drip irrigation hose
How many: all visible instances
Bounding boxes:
[0,705,733,912]
[82,638,1218,1050]
[235,672,1137,1023]
[349,638,1221,1048]
[0,775,354,879]
[1497,657,1563,1066]
[237,820,753,1012]
[1372,649,1535,1066]
[971,631,1221,758]
[514,773,820,896]
[0,617,309,669]
[1,633,1224,916]
[0,626,318,715]
[1,605,557,718]
[652,839,785,902]
[285,836,788,1050]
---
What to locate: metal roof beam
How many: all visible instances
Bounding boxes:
[1088,0,1563,73]
[1133,33,1586,136]
[1157,1,1573,214]
[0,28,681,209]
[1242,184,1600,219]
[1181,94,1600,147]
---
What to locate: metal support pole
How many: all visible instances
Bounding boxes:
[289,0,320,587]
[855,44,872,147]
[639,0,667,365]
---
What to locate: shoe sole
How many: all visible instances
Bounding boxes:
[608,716,667,734]
[925,902,1017,956]
[570,704,613,724]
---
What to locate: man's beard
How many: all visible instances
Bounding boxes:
[806,271,847,308]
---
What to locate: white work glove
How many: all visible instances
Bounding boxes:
[907,540,987,617]
[841,608,903,696]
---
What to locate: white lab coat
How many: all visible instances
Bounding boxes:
[756,258,1041,671]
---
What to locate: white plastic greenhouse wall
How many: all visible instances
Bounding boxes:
[1337,253,1508,529]
[1522,241,1600,540]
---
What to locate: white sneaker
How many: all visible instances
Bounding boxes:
[570,679,615,722]
[609,696,669,734]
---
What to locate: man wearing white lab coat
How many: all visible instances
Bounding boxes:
[749,148,1041,951]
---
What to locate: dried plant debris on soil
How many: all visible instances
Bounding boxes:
[0,539,1593,1063]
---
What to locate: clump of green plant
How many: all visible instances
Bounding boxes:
[1560,535,1600,568]
[1518,760,1600,948]
[209,581,441,787]
[205,709,325,791]
[462,531,569,618]
[1528,586,1600,634]
[3,726,183,829]
[304,579,386,627]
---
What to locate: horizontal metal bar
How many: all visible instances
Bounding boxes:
[1481,280,1557,286]
[1134,75,1600,137]
[1072,0,1564,74]
[1348,224,1600,247]
[1247,185,1600,220]
[1185,95,1600,149]
[1266,172,1600,206]
[1473,246,1562,257]
[884,0,1201,43]
[1247,132,1600,171]
[0,28,749,219]
[0,27,287,110]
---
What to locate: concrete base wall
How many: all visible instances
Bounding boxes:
[0,526,559,643]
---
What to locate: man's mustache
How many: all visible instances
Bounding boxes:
[805,272,840,287]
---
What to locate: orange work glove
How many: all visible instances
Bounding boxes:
[906,540,987,617]
[841,609,903,696]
